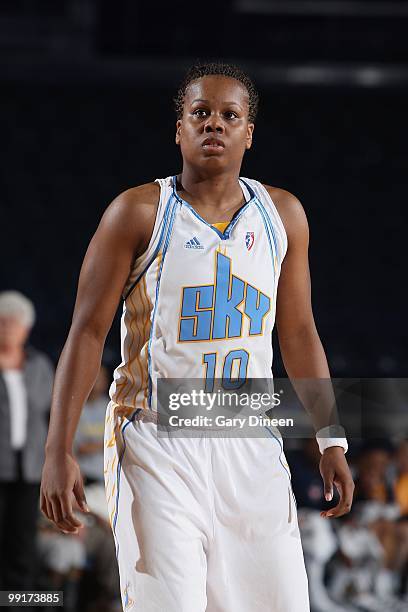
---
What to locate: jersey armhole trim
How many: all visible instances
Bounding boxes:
[122,191,174,301]
[146,197,179,409]
[257,182,289,261]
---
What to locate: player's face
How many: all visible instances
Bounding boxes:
[175,76,254,171]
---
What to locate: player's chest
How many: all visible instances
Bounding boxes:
[158,205,275,311]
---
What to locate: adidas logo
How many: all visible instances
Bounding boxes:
[184,236,204,250]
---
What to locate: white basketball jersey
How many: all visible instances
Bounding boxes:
[109,175,287,415]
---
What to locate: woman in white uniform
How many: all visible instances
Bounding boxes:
[40,62,354,611]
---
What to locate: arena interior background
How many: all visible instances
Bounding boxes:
[1,0,407,377]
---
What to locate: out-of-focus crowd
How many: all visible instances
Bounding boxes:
[287,436,408,611]
[0,291,120,612]
[0,290,407,612]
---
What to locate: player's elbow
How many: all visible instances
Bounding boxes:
[68,315,109,347]
[277,319,319,351]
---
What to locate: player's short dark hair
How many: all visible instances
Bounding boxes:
[174,62,259,123]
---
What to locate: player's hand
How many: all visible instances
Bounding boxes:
[319,446,355,518]
[40,450,90,534]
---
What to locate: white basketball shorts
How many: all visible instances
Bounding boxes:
[104,403,310,612]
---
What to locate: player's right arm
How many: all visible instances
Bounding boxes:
[40,182,159,534]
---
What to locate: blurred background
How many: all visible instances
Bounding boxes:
[1,1,408,611]
[1,0,407,377]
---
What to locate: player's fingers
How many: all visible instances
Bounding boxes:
[49,494,77,532]
[49,495,63,524]
[59,493,83,532]
[51,493,82,533]
[39,489,48,518]
[320,477,354,518]
[73,477,90,514]
[41,488,78,532]
[56,512,79,533]
[58,523,79,534]
[44,495,57,524]
[41,495,53,522]
[334,476,354,515]
[321,467,335,502]
[321,502,343,518]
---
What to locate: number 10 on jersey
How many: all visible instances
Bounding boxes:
[202,349,249,392]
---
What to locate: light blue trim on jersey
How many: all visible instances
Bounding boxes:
[112,408,142,559]
[147,195,179,409]
[240,178,280,267]
[123,191,175,301]
[237,177,256,201]
[255,197,280,263]
[264,424,297,507]
[171,175,256,240]
[221,201,252,239]
[253,199,275,265]
[184,202,226,239]
[239,180,277,274]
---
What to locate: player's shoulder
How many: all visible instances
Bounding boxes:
[95,181,161,254]
[101,181,160,230]
[262,184,308,238]
[110,181,160,215]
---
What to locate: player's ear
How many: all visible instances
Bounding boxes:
[246,122,254,150]
[175,120,182,145]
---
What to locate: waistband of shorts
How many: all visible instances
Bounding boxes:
[107,403,284,438]
[128,408,284,440]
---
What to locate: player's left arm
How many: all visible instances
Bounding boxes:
[266,185,355,519]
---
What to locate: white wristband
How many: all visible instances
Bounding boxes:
[316,425,348,455]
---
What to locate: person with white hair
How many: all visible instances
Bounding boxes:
[0,290,54,594]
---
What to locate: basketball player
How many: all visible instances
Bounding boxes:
[40,63,355,611]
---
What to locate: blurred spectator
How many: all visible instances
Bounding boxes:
[74,365,110,485]
[326,441,408,610]
[290,439,408,611]
[289,439,345,611]
[0,291,54,595]
[71,365,120,610]
[395,440,408,517]
[78,483,121,611]
[35,363,118,611]
[297,507,345,612]
[37,516,86,612]
[353,440,396,505]
[352,441,402,591]
[37,483,121,612]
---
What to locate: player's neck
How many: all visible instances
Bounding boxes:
[178,168,243,210]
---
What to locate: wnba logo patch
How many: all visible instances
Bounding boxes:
[245,231,255,251]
